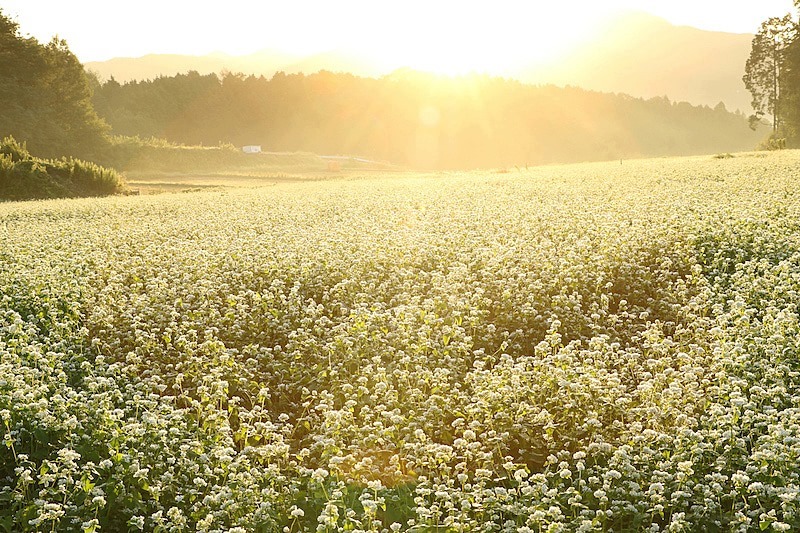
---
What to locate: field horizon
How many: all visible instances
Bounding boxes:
[113,149,771,195]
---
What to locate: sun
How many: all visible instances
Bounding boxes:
[349,3,605,77]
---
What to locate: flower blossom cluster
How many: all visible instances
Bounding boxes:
[2,152,800,531]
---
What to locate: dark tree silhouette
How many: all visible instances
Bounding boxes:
[743,15,796,133]
[0,9,108,159]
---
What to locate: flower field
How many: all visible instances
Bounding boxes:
[3,152,800,532]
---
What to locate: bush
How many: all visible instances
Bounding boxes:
[757,135,787,151]
[0,136,31,162]
[0,136,126,201]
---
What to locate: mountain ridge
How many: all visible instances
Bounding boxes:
[85,10,755,112]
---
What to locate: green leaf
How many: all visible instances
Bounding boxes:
[81,474,94,493]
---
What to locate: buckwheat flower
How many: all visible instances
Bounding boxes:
[82,519,99,532]
[732,472,750,486]
[196,514,214,530]
[128,515,145,530]
[362,498,378,514]
[290,506,304,518]
[311,468,329,483]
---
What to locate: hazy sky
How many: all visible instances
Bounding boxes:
[1,0,796,68]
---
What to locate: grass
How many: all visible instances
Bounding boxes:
[99,136,397,190]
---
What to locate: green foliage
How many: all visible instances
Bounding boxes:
[743,15,796,134]
[757,135,788,151]
[0,136,31,162]
[0,9,109,160]
[750,7,800,146]
[778,26,800,144]
[0,136,125,201]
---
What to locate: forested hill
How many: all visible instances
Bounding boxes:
[92,70,760,169]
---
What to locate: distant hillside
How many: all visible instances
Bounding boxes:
[518,11,755,113]
[85,11,755,113]
[85,49,387,83]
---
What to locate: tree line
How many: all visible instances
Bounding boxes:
[91,69,758,169]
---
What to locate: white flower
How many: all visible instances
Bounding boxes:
[311,468,329,484]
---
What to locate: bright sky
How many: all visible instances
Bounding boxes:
[1,0,796,72]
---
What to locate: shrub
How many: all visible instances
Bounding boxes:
[757,135,787,151]
[0,136,125,201]
[0,136,30,162]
